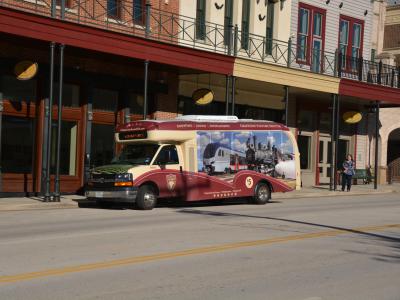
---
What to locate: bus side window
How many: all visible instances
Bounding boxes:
[155,145,179,165]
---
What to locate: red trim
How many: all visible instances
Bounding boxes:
[0,7,234,75]
[354,129,358,168]
[297,2,326,66]
[315,131,320,185]
[339,79,400,104]
[117,120,290,132]
[338,15,365,71]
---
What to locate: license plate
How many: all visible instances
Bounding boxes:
[95,191,104,198]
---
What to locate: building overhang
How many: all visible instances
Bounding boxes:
[339,79,400,105]
[0,7,234,75]
[233,58,340,94]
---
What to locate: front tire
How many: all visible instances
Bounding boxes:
[252,182,271,205]
[136,185,157,210]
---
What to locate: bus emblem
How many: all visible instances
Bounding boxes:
[245,176,254,189]
[166,174,177,191]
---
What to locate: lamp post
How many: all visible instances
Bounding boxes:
[54,44,65,202]
[44,42,56,202]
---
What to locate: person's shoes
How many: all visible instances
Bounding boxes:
[347,189,350,192]
[341,189,345,192]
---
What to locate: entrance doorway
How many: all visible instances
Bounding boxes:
[387,128,400,183]
[318,136,332,184]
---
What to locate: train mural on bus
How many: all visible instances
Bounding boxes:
[197,130,296,181]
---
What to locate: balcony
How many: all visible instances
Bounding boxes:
[1,0,399,89]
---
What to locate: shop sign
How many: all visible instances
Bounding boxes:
[343,111,363,124]
[192,88,214,105]
[14,61,38,80]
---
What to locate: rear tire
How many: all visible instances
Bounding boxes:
[252,182,271,205]
[136,185,157,210]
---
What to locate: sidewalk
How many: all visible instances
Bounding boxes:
[0,184,398,211]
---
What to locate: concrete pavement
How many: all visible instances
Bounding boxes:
[0,183,398,211]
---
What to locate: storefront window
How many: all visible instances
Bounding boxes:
[298,135,311,170]
[91,124,115,168]
[178,96,225,116]
[50,121,78,175]
[129,93,144,115]
[236,106,283,122]
[1,116,35,173]
[319,112,331,133]
[93,88,118,112]
[53,83,80,107]
[337,139,350,170]
[1,76,37,103]
[298,110,317,131]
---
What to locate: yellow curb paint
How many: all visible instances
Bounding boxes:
[1,223,399,284]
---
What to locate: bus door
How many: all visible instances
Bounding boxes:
[152,145,184,197]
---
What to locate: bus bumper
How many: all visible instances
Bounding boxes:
[85,188,138,203]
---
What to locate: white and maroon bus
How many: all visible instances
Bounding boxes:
[85,116,301,210]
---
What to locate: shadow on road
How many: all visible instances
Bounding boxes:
[177,208,400,262]
[74,198,282,209]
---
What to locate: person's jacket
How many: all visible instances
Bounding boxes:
[342,160,355,176]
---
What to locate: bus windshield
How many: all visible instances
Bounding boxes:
[111,144,160,165]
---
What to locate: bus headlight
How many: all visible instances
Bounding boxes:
[114,173,133,187]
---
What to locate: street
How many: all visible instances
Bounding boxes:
[0,194,399,300]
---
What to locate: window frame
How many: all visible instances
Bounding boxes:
[107,0,122,20]
[196,0,206,40]
[224,0,234,46]
[296,3,326,67]
[265,0,275,55]
[132,0,146,24]
[297,133,313,171]
[153,145,180,165]
[56,0,71,8]
[241,0,251,50]
[338,15,365,72]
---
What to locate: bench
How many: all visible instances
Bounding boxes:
[352,169,372,185]
[337,169,373,185]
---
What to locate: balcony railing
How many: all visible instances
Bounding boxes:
[1,0,399,89]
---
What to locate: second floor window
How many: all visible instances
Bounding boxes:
[339,16,364,71]
[266,0,275,55]
[56,0,71,8]
[196,0,206,40]
[297,3,326,71]
[107,0,121,19]
[133,0,145,23]
[224,0,234,46]
[241,0,250,50]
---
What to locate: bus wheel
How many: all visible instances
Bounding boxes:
[253,182,271,205]
[136,185,157,210]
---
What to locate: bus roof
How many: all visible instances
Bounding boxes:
[117,117,289,132]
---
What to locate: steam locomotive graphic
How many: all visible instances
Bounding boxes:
[198,131,296,180]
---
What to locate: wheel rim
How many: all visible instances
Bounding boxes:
[143,192,156,206]
[258,185,269,201]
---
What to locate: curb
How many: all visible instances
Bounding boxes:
[273,189,394,200]
[0,202,79,212]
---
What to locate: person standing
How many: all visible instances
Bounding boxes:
[342,154,355,192]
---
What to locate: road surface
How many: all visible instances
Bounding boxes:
[1,194,399,299]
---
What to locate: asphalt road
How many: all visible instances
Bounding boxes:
[0,194,399,300]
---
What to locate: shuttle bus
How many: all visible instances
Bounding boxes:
[85,116,301,210]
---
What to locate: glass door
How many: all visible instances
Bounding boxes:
[318,136,332,184]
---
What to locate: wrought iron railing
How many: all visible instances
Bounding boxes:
[1,0,399,89]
